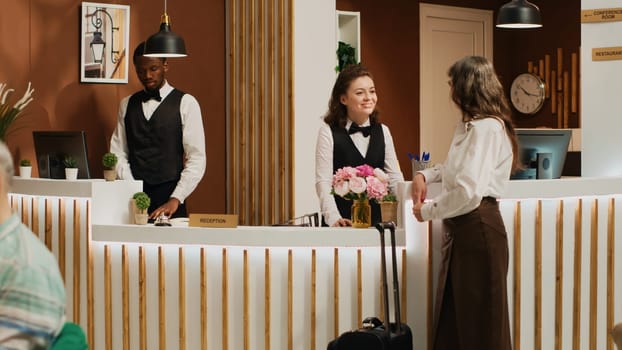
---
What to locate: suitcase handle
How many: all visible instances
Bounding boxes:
[374,221,403,335]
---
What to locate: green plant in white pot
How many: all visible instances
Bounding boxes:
[19,159,32,178]
[102,152,118,181]
[133,192,151,225]
[63,155,78,180]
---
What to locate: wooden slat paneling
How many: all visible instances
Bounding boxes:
[200,248,207,350]
[139,247,147,350]
[607,198,615,350]
[572,199,583,350]
[159,246,166,350]
[555,201,564,350]
[227,0,294,225]
[589,199,598,350]
[179,247,186,350]
[73,200,80,323]
[122,245,130,350]
[535,200,542,350]
[104,245,112,350]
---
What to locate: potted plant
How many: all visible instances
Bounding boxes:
[64,155,78,180]
[19,159,32,178]
[132,192,151,225]
[102,152,118,181]
[379,191,398,225]
[335,41,358,73]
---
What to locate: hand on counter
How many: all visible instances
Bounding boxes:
[412,202,424,222]
[149,197,180,220]
[332,218,352,227]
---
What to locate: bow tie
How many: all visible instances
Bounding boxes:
[141,90,162,102]
[348,124,371,137]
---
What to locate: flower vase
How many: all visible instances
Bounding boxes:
[380,201,398,225]
[351,198,371,228]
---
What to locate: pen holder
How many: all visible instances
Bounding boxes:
[411,160,430,176]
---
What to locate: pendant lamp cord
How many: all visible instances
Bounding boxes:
[164,0,167,14]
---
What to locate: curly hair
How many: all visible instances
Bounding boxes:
[323,64,379,128]
[448,56,521,171]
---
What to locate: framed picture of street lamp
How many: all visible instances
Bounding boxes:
[80,2,130,83]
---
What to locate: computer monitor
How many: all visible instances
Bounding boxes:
[511,128,572,180]
[33,131,91,179]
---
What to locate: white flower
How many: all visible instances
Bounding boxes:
[349,176,367,194]
[333,180,350,197]
[373,168,389,183]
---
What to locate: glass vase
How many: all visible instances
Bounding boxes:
[351,198,371,228]
[380,201,398,225]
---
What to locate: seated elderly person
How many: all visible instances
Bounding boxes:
[0,141,66,348]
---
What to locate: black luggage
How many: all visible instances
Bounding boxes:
[327,222,413,350]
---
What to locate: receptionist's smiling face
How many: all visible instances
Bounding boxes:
[340,76,377,124]
[134,56,169,92]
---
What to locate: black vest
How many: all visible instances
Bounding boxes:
[331,123,385,225]
[125,89,185,185]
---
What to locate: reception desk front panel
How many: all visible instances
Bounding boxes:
[8,177,622,349]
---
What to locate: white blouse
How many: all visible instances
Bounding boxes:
[418,117,513,221]
[315,120,404,226]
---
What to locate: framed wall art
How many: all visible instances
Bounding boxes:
[80,2,130,83]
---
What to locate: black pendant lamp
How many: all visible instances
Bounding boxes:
[143,0,187,57]
[496,0,542,29]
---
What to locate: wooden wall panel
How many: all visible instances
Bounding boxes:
[227,0,294,225]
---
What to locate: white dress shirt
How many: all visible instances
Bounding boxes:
[315,119,404,226]
[110,81,206,204]
[418,117,513,220]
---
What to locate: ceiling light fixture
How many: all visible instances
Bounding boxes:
[496,0,542,29]
[143,0,187,57]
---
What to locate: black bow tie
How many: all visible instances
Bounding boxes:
[348,124,371,137]
[141,90,162,102]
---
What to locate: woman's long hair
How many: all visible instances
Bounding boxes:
[323,64,380,128]
[448,56,521,171]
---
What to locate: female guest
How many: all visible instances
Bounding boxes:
[411,56,520,350]
[315,64,403,227]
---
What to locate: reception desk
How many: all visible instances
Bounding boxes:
[8,177,622,349]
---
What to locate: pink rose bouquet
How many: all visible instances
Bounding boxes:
[331,164,389,201]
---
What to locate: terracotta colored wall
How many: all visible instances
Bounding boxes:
[337,0,580,178]
[0,0,226,214]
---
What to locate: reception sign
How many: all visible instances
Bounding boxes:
[189,214,239,228]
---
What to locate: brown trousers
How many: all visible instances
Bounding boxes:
[433,197,512,350]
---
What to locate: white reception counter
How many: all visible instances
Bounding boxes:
[9,177,622,350]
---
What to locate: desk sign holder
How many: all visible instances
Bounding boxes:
[189,214,239,228]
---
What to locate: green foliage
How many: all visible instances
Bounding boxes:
[335,41,358,73]
[63,155,77,168]
[102,152,118,169]
[133,192,151,211]
[19,159,31,167]
[382,192,397,202]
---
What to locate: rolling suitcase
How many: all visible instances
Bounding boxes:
[326,222,413,350]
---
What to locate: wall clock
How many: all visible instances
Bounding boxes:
[510,73,546,115]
